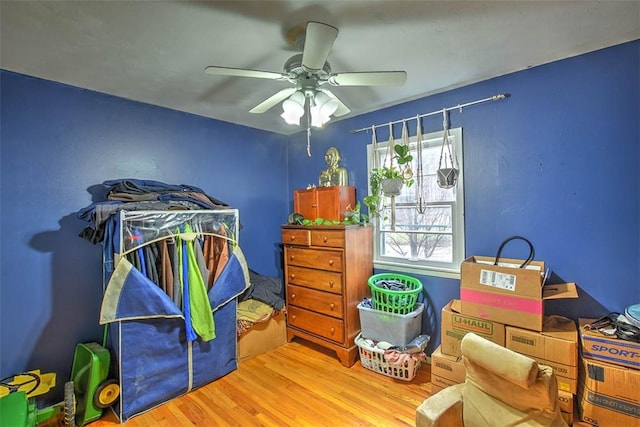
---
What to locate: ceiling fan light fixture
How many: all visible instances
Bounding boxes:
[310,106,325,127]
[281,110,302,126]
[314,91,339,116]
[281,91,305,125]
[310,91,338,127]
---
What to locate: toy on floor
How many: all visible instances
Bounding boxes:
[0,370,75,426]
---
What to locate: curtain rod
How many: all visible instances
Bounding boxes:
[350,93,510,134]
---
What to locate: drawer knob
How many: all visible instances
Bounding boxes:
[291,315,296,321]
[330,303,335,310]
[323,236,328,242]
[290,255,295,261]
[290,273,296,279]
[330,327,335,334]
[328,260,334,266]
[290,235,296,241]
[329,280,334,288]
[312,204,317,208]
[291,294,296,299]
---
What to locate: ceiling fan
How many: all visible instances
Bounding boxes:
[204,21,407,127]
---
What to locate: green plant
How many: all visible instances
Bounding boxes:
[298,202,368,226]
[364,144,414,218]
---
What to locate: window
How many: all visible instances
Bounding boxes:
[367,127,465,278]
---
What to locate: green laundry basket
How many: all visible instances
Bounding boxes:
[367,273,423,314]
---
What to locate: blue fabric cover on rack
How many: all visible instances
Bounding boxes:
[100,245,249,422]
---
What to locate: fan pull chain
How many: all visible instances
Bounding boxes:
[371,126,378,169]
[306,100,312,157]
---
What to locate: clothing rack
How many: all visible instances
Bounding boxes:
[350,93,510,134]
[101,207,249,422]
[118,209,239,255]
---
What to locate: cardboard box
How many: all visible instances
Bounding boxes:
[530,356,578,382]
[441,299,506,357]
[506,317,578,366]
[430,345,466,384]
[554,373,578,394]
[579,355,640,405]
[577,355,640,426]
[505,317,579,393]
[460,256,578,331]
[579,318,640,370]
[578,382,640,426]
[558,390,574,414]
[430,374,459,392]
[238,311,287,362]
[561,410,574,426]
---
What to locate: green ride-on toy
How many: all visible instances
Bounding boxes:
[0,370,75,427]
[0,341,119,427]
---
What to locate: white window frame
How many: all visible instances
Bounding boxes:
[366,127,465,279]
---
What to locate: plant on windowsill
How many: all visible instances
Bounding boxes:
[363,144,414,219]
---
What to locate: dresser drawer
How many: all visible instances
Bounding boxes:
[281,228,310,246]
[287,306,344,343]
[285,247,343,272]
[310,229,345,248]
[287,284,343,318]
[286,265,342,294]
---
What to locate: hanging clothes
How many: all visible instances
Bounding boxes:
[179,234,197,342]
[159,239,174,300]
[177,224,216,342]
[204,225,230,290]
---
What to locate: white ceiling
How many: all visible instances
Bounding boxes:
[1,1,638,136]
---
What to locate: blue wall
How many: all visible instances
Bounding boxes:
[0,71,289,402]
[285,40,640,353]
[1,40,638,403]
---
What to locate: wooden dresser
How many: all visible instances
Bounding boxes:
[282,224,373,367]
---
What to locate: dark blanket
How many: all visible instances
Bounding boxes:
[239,269,285,311]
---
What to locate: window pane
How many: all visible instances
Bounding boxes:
[379,205,454,263]
[368,127,464,277]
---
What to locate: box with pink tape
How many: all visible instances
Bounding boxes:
[460,255,578,331]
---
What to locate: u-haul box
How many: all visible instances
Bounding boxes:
[441,299,505,357]
[431,345,466,384]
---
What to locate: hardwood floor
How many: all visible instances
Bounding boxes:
[92,339,433,426]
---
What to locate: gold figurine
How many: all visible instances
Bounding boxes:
[319,147,348,187]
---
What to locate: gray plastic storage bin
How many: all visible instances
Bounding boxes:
[358,301,424,346]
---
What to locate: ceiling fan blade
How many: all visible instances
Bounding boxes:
[204,66,287,80]
[329,71,407,87]
[249,88,296,114]
[301,22,338,72]
[321,89,351,117]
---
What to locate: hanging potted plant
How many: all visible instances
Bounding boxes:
[436,109,460,189]
[364,143,414,218]
[381,143,414,195]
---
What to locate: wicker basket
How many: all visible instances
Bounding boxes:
[355,333,420,381]
[367,273,423,314]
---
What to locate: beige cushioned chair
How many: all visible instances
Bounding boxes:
[416,332,567,427]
